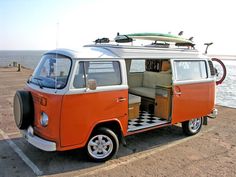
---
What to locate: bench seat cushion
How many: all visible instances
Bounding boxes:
[129,87,156,99]
[129,94,141,104]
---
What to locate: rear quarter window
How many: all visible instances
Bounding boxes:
[130,60,145,72]
[175,60,207,81]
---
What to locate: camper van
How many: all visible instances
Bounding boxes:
[14,40,222,162]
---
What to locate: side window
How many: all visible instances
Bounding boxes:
[175,61,207,81]
[73,61,122,88]
[130,60,145,72]
[86,61,122,86]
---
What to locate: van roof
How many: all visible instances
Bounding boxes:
[45,44,207,60]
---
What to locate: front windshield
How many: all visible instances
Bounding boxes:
[30,54,71,89]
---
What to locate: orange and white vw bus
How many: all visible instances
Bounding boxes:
[14,43,222,162]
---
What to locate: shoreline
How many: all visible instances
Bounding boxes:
[0,64,33,71]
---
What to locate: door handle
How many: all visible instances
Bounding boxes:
[116,97,127,102]
[174,86,182,95]
[175,91,182,95]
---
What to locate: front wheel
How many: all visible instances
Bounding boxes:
[86,128,119,162]
[182,118,202,136]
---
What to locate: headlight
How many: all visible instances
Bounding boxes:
[40,112,48,127]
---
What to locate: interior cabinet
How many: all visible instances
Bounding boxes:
[155,86,172,120]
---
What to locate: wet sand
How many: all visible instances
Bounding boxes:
[0,67,236,177]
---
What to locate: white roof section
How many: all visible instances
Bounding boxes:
[44,47,118,59]
[45,44,207,59]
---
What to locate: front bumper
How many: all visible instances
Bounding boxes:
[207,108,218,119]
[21,126,56,151]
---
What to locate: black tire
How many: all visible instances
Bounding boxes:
[86,127,119,162]
[13,90,34,129]
[182,118,202,136]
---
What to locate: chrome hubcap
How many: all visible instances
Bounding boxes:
[189,118,201,133]
[88,134,113,159]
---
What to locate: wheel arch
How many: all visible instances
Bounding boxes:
[89,120,125,145]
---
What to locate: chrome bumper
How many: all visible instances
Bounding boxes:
[21,126,56,151]
[207,108,218,119]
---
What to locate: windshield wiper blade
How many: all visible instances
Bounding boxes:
[27,75,32,84]
[33,77,44,89]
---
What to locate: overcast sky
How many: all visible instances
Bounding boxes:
[0,0,235,54]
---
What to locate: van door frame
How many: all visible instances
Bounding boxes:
[59,58,129,148]
[170,58,215,124]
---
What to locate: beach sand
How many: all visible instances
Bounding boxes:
[0,67,32,133]
[0,67,236,177]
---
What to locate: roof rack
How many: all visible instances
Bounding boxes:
[93,32,196,50]
[94,38,110,44]
[175,42,195,48]
[145,41,170,48]
[84,44,201,59]
[115,33,133,43]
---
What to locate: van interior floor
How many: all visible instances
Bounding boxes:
[128,111,170,132]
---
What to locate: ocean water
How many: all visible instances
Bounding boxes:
[0,50,45,69]
[0,50,235,108]
[216,60,236,108]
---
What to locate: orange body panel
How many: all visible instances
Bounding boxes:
[27,85,128,151]
[60,90,128,150]
[172,82,215,124]
[25,86,63,149]
[26,81,215,151]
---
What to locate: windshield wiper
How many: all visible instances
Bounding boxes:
[27,75,32,84]
[33,77,44,89]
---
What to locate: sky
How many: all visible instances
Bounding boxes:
[0,0,236,55]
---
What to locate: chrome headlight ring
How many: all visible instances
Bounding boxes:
[40,112,49,127]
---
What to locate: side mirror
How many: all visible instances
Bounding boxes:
[87,79,97,90]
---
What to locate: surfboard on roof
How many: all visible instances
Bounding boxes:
[126,32,193,44]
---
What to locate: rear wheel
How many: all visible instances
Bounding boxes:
[86,128,119,162]
[182,118,202,136]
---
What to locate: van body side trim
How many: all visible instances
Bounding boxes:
[173,78,215,85]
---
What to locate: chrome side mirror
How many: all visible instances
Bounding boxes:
[87,79,97,90]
